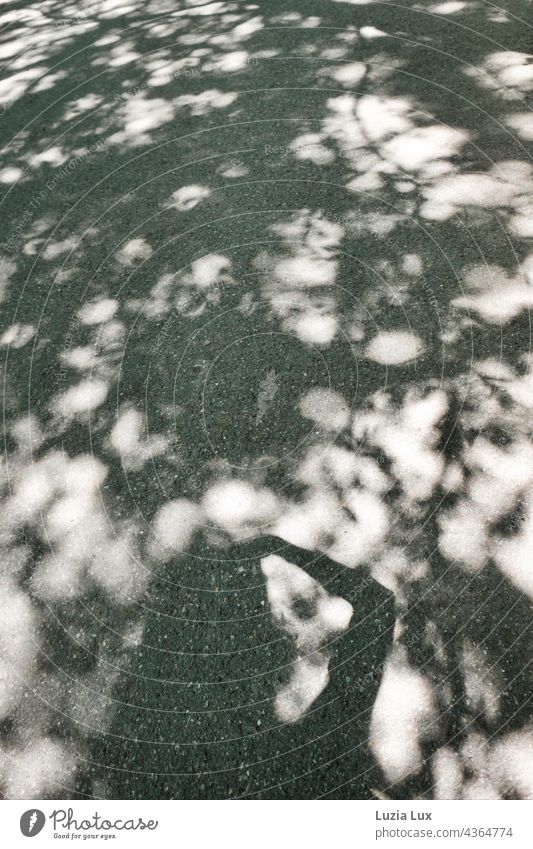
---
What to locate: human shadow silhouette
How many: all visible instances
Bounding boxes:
[88,536,395,799]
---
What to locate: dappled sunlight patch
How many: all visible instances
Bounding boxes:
[290,132,335,165]
[321,46,351,61]
[3,738,75,799]
[62,93,104,122]
[473,357,515,382]
[0,323,36,349]
[365,330,425,365]
[264,286,338,346]
[95,39,141,68]
[15,215,57,258]
[356,95,412,143]
[488,731,533,800]
[272,209,344,255]
[504,371,533,409]
[325,493,388,568]
[461,638,501,725]
[6,452,64,526]
[422,175,504,218]
[93,319,126,370]
[381,125,469,171]
[262,554,347,647]
[29,145,68,169]
[208,50,251,73]
[0,166,23,184]
[322,61,366,88]
[133,272,174,319]
[508,204,533,239]
[174,2,246,21]
[78,297,119,325]
[432,746,463,800]
[31,547,86,601]
[136,253,233,319]
[353,389,448,501]
[68,658,123,737]
[174,89,238,115]
[271,11,321,28]
[0,258,17,304]
[274,255,336,287]
[458,732,498,799]
[42,237,78,260]
[370,649,440,785]
[147,498,202,562]
[274,654,330,724]
[0,576,38,721]
[54,377,109,418]
[7,452,108,541]
[117,238,153,266]
[254,211,343,345]
[57,319,122,381]
[494,488,533,600]
[371,547,421,598]
[438,500,489,571]
[92,32,123,49]
[202,479,281,539]
[360,26,387,39]
[506,112,533,141]
[54,316,125,386]
[108,406,171,471]
[323,94,365,162]
[0,67,49,108]
[220,14,264,40]
[273,490,345,550]
[285,440,391,567]
[299,444,357,493]
[109,94,175,146]
[57,453,106,495]
[466,437,533,524]
[12,451,149,604]
[91,0,139,20]
[132,273,171,318]
[402,253,424,277]
[45,493,99,541]
[330,0,377,4]
[288,311,338,345]
[146,55,200,87]
[9,413,45,455]
[394,179,416,193]
[421,161,533,222]
[169,184,211,211]
[261,552,353,722]
[88,528,149,603]
[347,170,384,192]
[318,592,354,631]
[218,161,250,178]
[346,209,405,237]
[453,261,533,324]
[466,51,533,98]
[184,253,232,289]
[429,1,473,12]
[299,387,350,432]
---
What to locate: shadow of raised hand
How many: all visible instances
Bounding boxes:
[88,537,395,799]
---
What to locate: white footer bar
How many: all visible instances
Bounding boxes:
[2,800,531,848]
